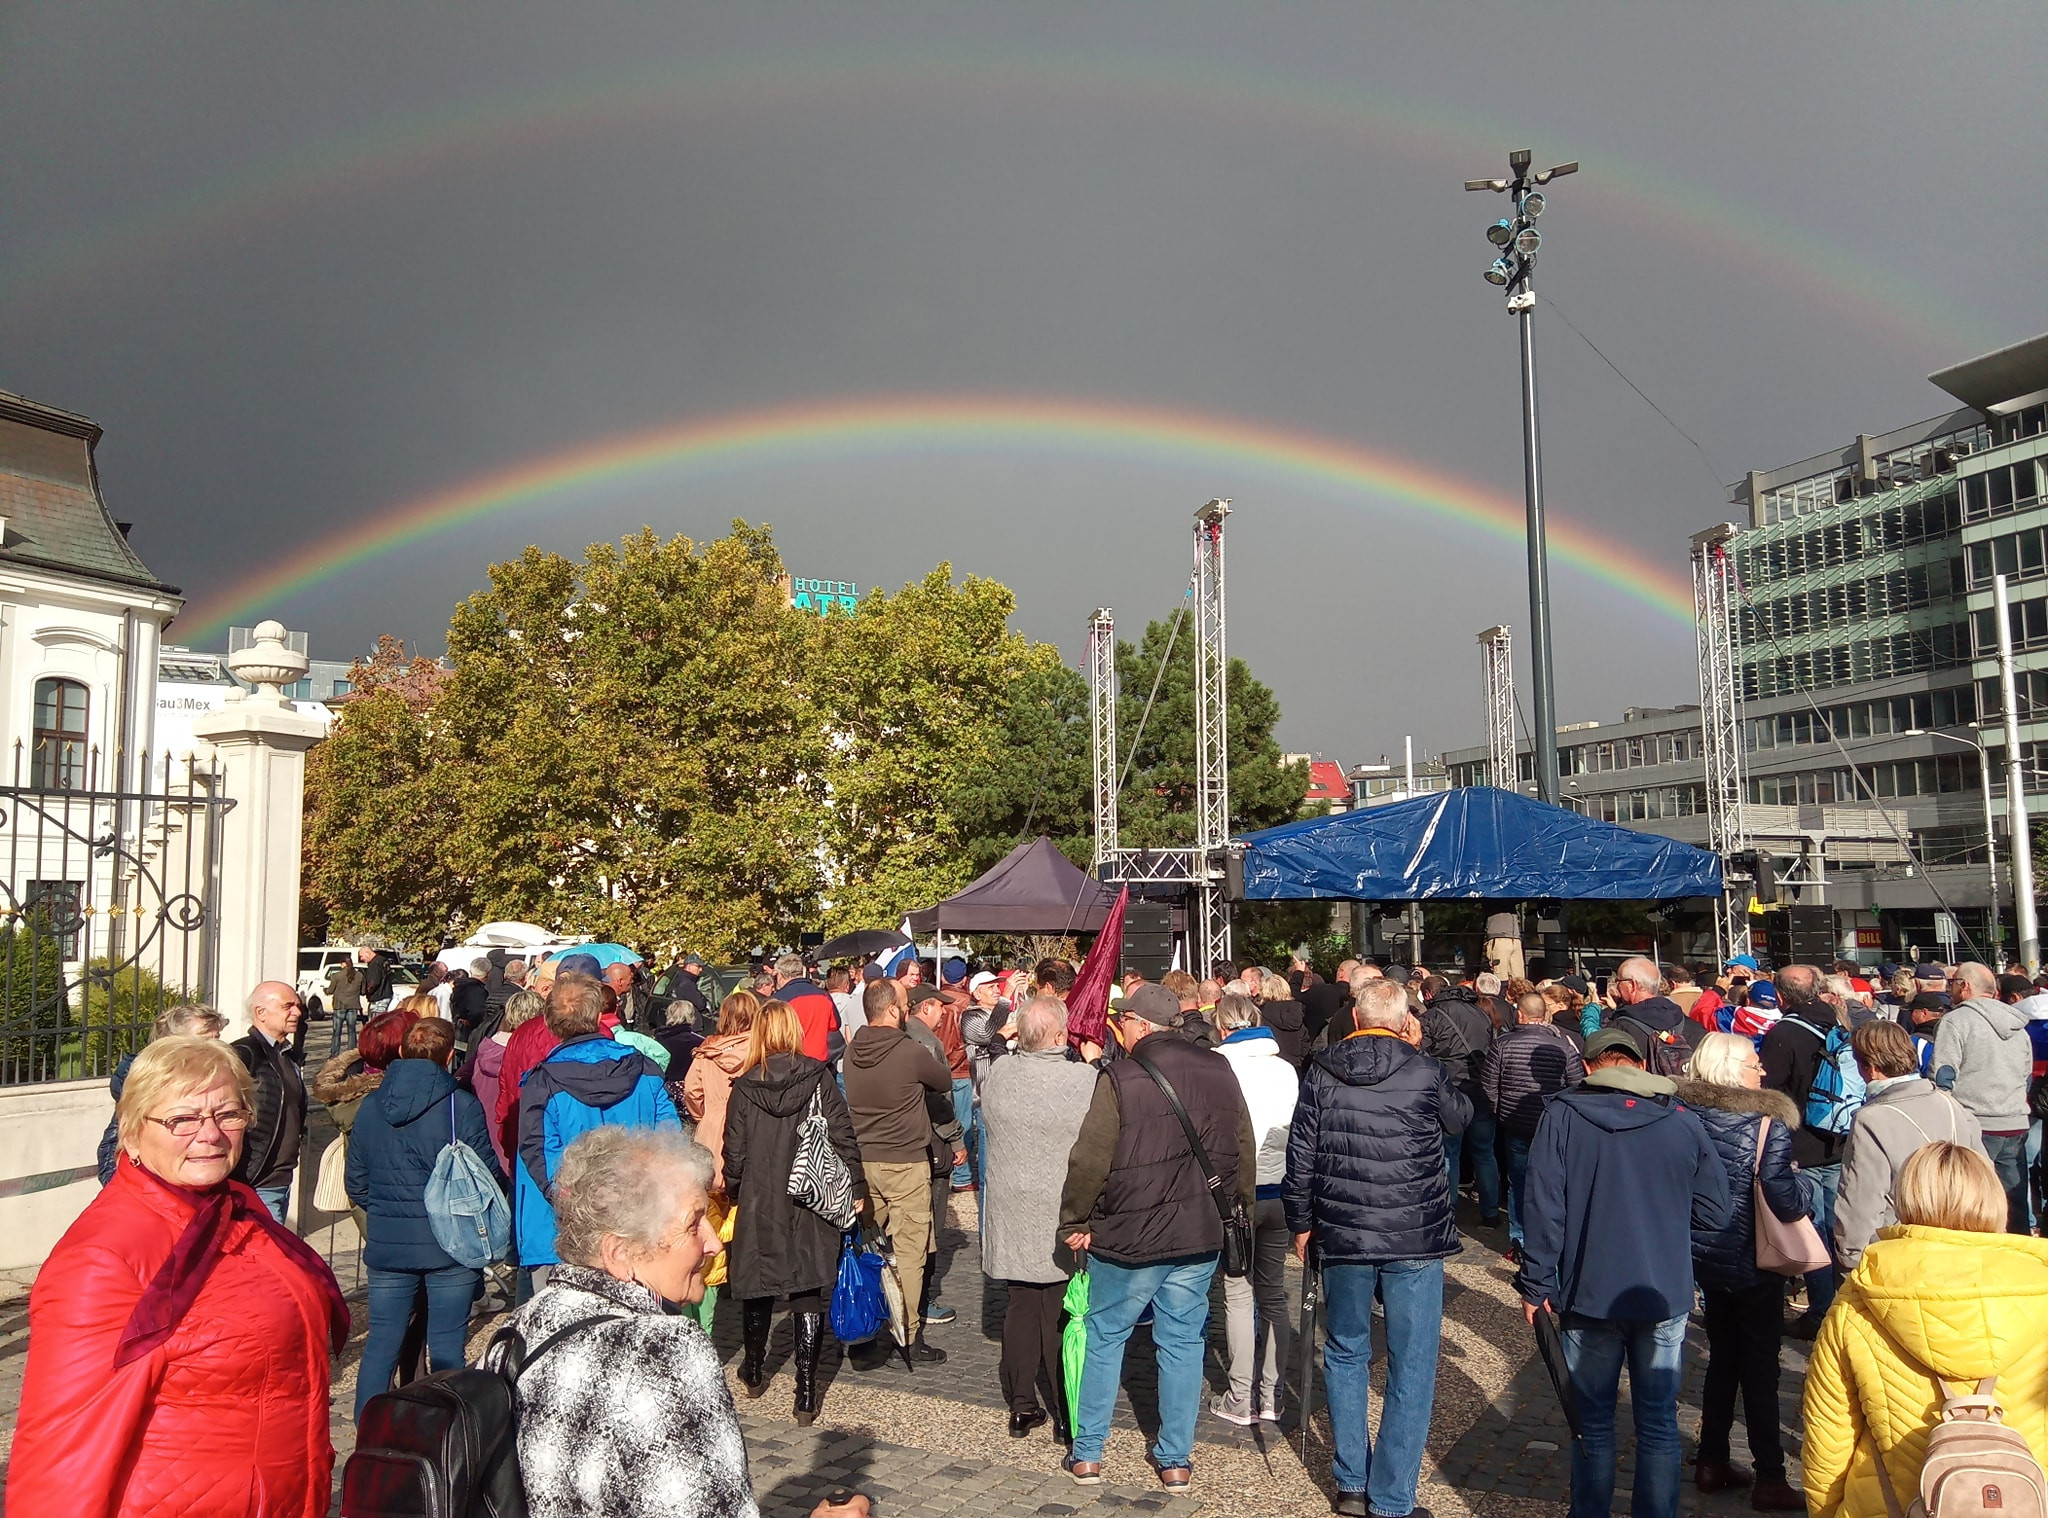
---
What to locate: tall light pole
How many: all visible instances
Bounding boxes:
[1468,149,1577,805]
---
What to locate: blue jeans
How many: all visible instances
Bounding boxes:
[1322,1259,1443,1514]
[255,1183,291,1224]
[356,1264,481,1418]
[1071,1253,1217,1469]
[951,1077,976,1187]
[2028,1121,2043,1230]
[1802,1162,1841,1319]
[1984,1131,2028,1233]
[1444,1101,1500,1217]
[1504,1133,1534,1246]
[1560,1311,1687,1518]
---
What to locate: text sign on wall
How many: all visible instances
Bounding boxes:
[791,577,859,614]
[1855,927,1884,949]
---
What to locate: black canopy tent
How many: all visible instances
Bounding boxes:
[904,836,1118,935]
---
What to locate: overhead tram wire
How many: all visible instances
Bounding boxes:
[1543,303,1988,958]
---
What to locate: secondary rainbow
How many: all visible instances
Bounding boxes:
[177,396,1697,641]
[2,48,1993,355]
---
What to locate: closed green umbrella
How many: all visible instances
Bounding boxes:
[1061,1267,1091,1425]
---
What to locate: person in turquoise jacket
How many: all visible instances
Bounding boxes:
[515,973,681,1270]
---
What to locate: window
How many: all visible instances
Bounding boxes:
[32,678,87,790]
[25,879,83,959]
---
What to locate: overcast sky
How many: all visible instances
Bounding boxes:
[2,4,2041,765]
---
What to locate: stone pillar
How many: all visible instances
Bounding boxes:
[192,621,323,1036]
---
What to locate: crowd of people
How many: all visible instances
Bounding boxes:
[17,938,2048,1518]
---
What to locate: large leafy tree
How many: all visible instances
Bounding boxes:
[1112,615,1306,848]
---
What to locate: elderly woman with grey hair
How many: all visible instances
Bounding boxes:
[498,1124,760,1518]
[980,995,1099,1444]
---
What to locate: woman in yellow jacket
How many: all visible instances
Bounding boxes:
[1802,1141,2048,1517]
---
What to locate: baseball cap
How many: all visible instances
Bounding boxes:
[942,957,968,985]
[1110,983,1182,1027]
[1584,1028,1644,1062]
[555,953,602,978]
[1725,954,1759,972]
[906,984,946,1009]
[1559,973,1590,996]
[679,951,704,969]
[1381,964,1410,986]
[860,963,885,982]
[1746,982,1779,1009]
[1878,961,1901,979]
[1914,963,1945,980]
[968,971,999,992]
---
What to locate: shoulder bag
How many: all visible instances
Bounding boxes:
[787,1079,859,1231]
[1129,1046,1253,1278]
[1752,1114,1831,1276]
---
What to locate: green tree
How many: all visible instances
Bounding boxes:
[1113,615,1306,848]
[949,652,1093,873]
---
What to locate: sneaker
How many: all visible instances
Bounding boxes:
[1063,1456,1102,1486]
[905,1339,948,1365]
[1209,1393,1257,1427]
[923,1302,958,1326]
[1151,1461,1191,1492]
[1331,1495,1369,1518]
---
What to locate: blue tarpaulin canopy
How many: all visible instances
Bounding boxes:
[1236,787,1723,902]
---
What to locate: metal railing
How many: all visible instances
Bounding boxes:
[0,744,232,1085]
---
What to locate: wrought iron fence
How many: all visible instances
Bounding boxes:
[0,744,232,1085]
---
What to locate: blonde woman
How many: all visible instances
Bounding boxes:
[682,990,761,1191]
[1802,1142,2048,1517]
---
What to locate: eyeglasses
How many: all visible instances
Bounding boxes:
[145,1107,254,1138]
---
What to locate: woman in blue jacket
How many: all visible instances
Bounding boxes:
[345,1016,503,1418]
[1673,1031,1812,1512]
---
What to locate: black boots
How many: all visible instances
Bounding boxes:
[739,1298,773,1398]
[792,1311,825,1427]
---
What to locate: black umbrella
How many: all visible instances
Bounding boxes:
[1296,1244,1321,1462]
[1532,1304,1584,1444]
[816,928,911,961]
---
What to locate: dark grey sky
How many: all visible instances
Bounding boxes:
[2,4,2040,765]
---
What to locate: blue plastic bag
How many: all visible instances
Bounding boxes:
[830,1232,888,1345]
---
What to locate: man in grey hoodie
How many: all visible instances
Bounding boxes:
[1933,961,2033,1231]
[1834,1018,1986,1268]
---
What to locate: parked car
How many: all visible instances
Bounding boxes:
[296,944,418,1017]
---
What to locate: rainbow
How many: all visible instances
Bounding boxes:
[175,395,1699,641]
[1,48,1995,355]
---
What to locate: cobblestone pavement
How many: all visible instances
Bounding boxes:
[0,1184,1819,1517]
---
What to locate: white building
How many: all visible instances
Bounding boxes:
[0,391,181,790]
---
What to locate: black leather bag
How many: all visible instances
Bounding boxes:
[1129,1047,1254,1278]
[341,1315,606,1517]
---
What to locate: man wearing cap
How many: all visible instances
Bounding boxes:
[1059,983,1255,1493]
[959,970,1012,1095]
[935,959,978,1192]
[1520,1026,1730,1518]
[846,980,962,1361]
[662,951,712,1026]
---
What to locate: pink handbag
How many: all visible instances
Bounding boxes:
[1753,1115,1831,1276]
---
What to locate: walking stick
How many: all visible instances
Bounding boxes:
[1295,1242,1321,1463]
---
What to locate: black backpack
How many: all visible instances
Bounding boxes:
[1613,1015,1690,1079]
[341,1315,608,1517]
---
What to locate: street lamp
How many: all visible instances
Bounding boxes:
[1903,728,2002,963]
[1466,150,1578,805]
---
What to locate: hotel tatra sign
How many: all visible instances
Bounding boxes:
[788,577,859,614]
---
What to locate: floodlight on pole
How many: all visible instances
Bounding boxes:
[1464,147,1578,806]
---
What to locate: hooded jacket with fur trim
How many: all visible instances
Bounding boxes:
[1671,1079,1813,1292]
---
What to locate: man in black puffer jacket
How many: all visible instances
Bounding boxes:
[1422,976,1502,1225]
[1673,1049,1811,1509]
[1284,978,1470,1518]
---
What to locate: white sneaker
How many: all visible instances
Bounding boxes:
[1210,1394,1257,1427]
[1257,1399,1282,1422]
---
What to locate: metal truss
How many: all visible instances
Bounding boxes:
[1088,608,1118,870]
[1479,625,1516,789]
[1693,523,1751,961]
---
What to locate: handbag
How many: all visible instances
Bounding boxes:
[787,1081,859,1231]
[1752,1114,1831,1276]
[1129,1046,1254,1278]
[312,1130,350,1213]
[830,1232,889,1345]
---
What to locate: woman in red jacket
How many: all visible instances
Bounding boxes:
[8,1035,349,1517]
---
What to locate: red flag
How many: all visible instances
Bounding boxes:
[1066,885,1128,1051]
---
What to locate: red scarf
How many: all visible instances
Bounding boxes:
[115,1161,351,1368]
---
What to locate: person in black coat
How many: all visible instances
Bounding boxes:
[721,1001,867,1427]
[1674,1034,1812,1510]
[1283,978,1471,1518]
[344,1017,504,1419]
[1479,991,1585,1262]
[1254,970,1307,1067]
[1422,977,1502,1224]
[448,961,490,1039]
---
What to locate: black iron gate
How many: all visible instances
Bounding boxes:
[0,748,233,1085]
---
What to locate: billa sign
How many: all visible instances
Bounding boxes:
[789,577,859,614]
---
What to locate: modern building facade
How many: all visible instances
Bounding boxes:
[1440,331,2048,964]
